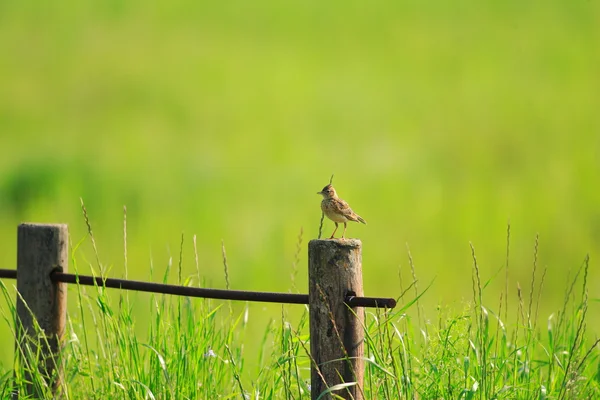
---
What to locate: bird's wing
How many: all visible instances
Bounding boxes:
[333,198,359,220]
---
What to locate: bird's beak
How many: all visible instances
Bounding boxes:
[317,191,322,195]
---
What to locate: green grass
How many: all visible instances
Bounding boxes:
[1,225,598,399]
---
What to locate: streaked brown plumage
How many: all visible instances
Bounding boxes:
[317,184,366,239]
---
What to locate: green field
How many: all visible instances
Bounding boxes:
[0,0,599,382]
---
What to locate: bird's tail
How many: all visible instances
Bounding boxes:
[356,215,367,225]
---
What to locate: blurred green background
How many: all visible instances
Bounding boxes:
[1,1,599,367]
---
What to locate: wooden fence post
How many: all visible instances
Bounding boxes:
[15,223,68,397]
[308,239,365,400]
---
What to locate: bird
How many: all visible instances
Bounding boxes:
[317,184,366,239]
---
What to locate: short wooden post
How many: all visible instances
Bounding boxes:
[308,239,365,400]
[15,223,68,397]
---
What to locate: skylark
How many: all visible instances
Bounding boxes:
[317,184,367,239]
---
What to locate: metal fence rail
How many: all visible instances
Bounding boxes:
[0,268,396,308]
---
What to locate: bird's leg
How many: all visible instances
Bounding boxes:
[329,222,338,239]
[342,222,347,239]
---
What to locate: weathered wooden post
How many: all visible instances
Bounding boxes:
[15,223,68,397]
[308,239,364,400]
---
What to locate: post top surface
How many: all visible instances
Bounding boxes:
[309,238,362,248]
[18,223,68,230]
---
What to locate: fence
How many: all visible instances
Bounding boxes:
[0,223,396,399]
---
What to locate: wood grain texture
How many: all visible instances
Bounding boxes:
[308,239,364,400]
[16,223,68,396]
